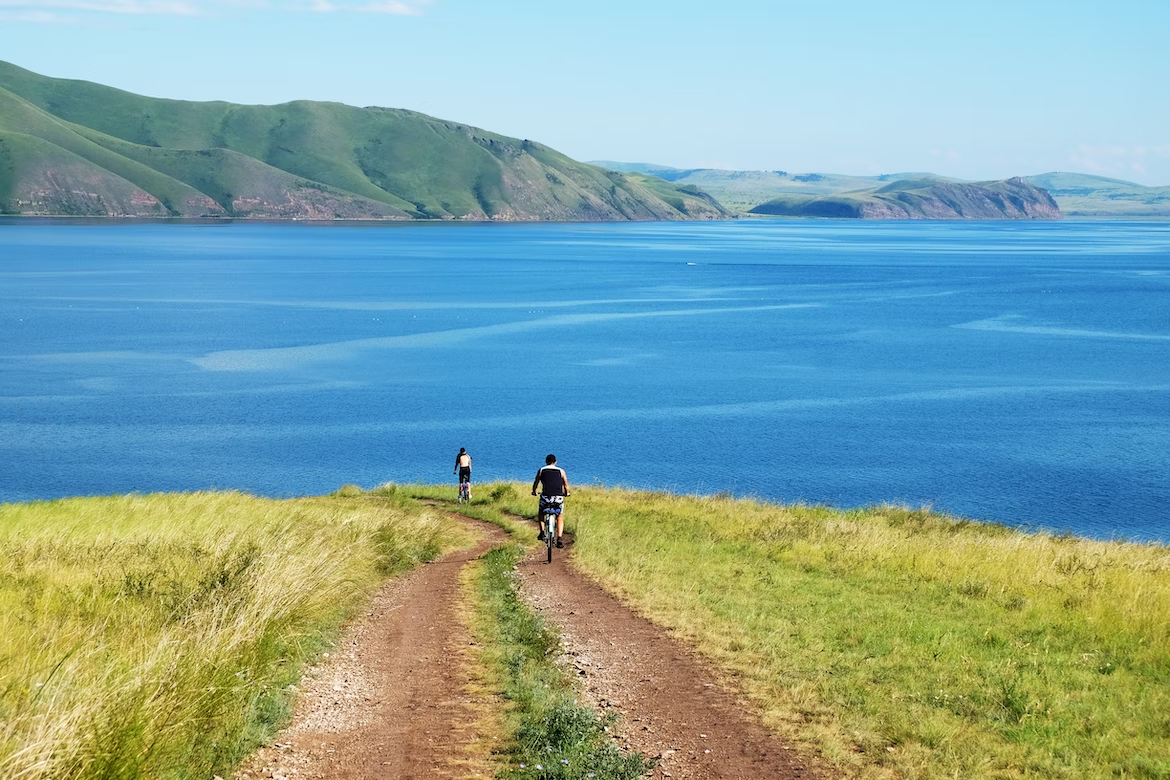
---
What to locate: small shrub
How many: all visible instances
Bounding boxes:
[331,484,364,498]
[490,484,518,502]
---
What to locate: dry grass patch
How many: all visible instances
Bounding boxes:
[0,489,462,780]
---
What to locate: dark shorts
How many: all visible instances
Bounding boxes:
[539,495,564,516]
[459,467,471,483]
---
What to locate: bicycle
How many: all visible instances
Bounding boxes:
[537,495,565,564]
[543,505,555,563]
[458,478,471,504]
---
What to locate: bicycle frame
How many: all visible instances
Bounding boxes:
[543,506,557,562]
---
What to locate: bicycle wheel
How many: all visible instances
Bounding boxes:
[546,515,553,563]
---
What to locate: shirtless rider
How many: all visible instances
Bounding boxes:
[454,448,472,498]
[532,454,570,548]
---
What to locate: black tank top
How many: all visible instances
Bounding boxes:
[535,465,566,496]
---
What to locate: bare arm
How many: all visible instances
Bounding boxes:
[562,468,570,496]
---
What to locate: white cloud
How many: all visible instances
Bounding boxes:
[0,0,197,12]
[297,0,430,12]
[0,9,65,21]
[0,0,432,17]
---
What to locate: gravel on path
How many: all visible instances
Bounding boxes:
[515,520,820,780]
[235,517,507,780]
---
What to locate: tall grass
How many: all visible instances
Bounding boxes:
[529,488,1170,780]
[0,490,457,780]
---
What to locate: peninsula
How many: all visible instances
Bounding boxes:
[749,177,1062,220]
[595,162,1169,218]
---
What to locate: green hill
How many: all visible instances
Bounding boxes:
[0,61,727,221]
[749,177,1061,220]
[1023,172,1170,217]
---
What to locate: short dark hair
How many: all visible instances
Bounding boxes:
[459,447,466,453]
[545,453,556,465]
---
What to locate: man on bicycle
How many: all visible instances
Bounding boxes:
[532,454,570,548]
[454,448,472,495]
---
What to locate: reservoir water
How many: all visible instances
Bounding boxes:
[1,219,1168,541]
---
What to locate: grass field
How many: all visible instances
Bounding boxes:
[475,485,1170,779]
[0,489,464,780]
[8,484,1167,779]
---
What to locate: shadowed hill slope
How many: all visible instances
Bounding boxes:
[0,61,726,221]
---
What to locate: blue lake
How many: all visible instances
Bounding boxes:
[1,219,1168,541]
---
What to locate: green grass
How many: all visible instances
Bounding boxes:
[464,543,651,780]
[512,487,1170,780]
[0,87,214,216]
[14,483,1159,779]
[0,59,727,221]
[413,482,650,779]
[0,489,465,780]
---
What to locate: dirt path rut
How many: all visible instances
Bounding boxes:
[515,521,817,780]
[237,507,817,780]
[236,516,506,780]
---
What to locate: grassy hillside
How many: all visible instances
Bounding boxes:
[0,86,222,216]
[0,490,463,780]
[0,130,171,217]
[750,177,1061,219]
[0,61,726,221]
[1024,172,1170,217]
[473,486,1170,780]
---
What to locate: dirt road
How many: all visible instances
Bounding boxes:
[237,510,816,780]
[236,517,506,780]
[516,525,817,780]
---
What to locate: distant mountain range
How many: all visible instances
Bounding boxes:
[0,61,726,221]
[591,162,1169,218]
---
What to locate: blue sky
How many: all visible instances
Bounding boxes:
[1,0,1167,184]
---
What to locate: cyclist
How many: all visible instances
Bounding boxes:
[532,454,570,548]
[454,447,472,498]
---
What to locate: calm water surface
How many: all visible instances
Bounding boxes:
[1,219,1168,541]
